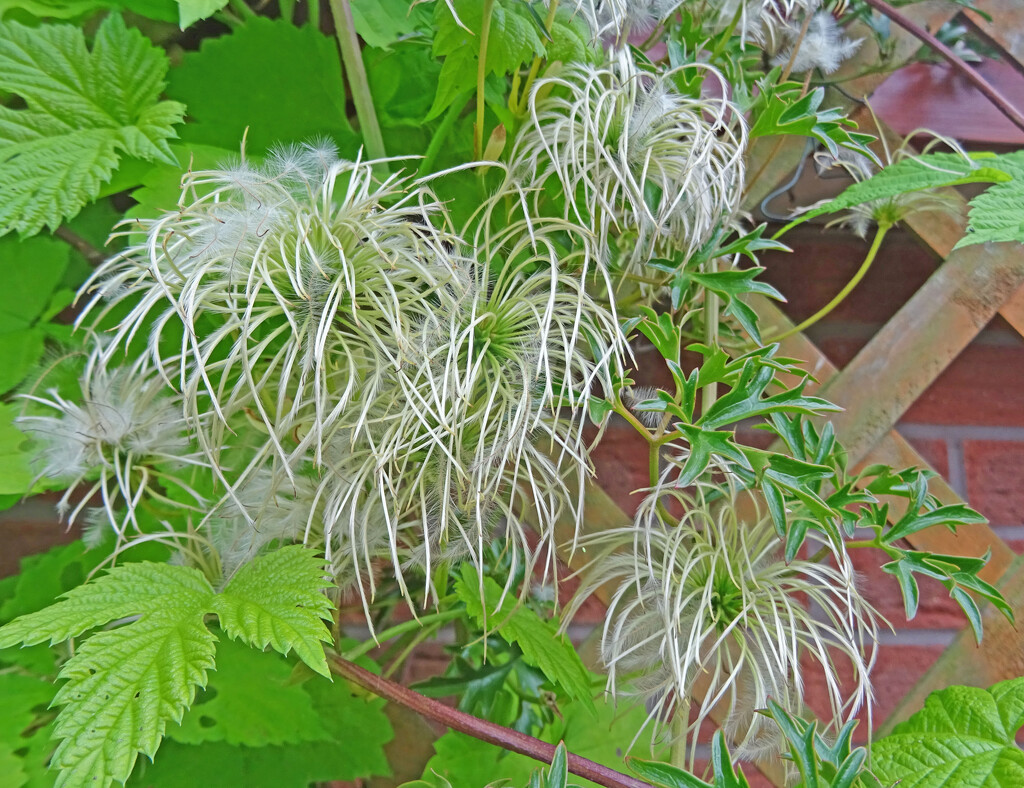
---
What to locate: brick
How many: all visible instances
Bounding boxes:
[588,423,652,516]
[851,546,965,629]
[902,343,1024,427]
[760,228,938,328]
[895,432,950,480]
[964,440,1024,525]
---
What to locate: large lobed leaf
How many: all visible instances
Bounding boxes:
[212,545,335,678]
[0,14,184,236]
[873,677,1024,787]
[0,547,337,787]
[50,585,217,787]
[165,17,356,154]
[958,149,1024,248]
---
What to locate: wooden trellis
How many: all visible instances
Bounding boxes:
[555,1,1024,784]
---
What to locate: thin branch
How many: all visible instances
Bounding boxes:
[329,655,650,788]
[861,0,1024,133]
[54,226,105,266]
[328,0,387,165]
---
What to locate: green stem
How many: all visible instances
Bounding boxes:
[513,0,558,116]
[419,92,471,177]
[709,2,744,61]
[779,8,815,83]
[475,0,497,158]
[766,223,891,344]
[307,0,320,30]
[702,257,720,414]
[328,0,387,165]
[341,608,463,661]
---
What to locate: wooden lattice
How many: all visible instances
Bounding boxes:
[558,2,1024,783]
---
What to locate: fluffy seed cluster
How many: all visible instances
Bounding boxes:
[772,11,862,75]
[70,141,625,609]
[562,0,682,43]
[17,346,202,537]
[509,52,746,274]
[567,483,879,765]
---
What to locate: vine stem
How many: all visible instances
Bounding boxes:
[779,5,814,83]
[328,0,387,164]
[766,221,891,343]
[54,226,105,266]
[329,655,650,788]
[861,0,1024,133]
[476,0,497,158]
[341,608,462,661]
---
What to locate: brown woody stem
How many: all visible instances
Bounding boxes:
[328,654,650,788]
[54,226,105,266]
[861,0,1024,133]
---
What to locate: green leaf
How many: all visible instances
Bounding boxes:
[428,0,545,119]
[958,149,1024,248]
[0,15,184,236]
[365,41,444,128]
[168,637,331,747]
[351,0,431,49]
[166,18,357,155]
[128,672,393,786]
[787,152,1010,228]
[0,674,56,757]
[881,549,1011,640]
[885,502,986,544]
[455,567,593,710]
[0,564,220,788]
[50,601,217,787]
[528,742,572,788]
[0,561,214,649]
[424,688,658,788]
[212,545,334,677]
[0,0,179,21]
[176,0,229,27]
[0,404,33,497]
[627,732,751,787]
[698,361,840,431]
[747,81,876,160]
[873,678,1024,788]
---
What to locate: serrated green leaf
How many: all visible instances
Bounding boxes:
[0,0,178,21]
[0,563,221,788]
[787,152,1009,228]
[168,637,330,747]
[428,0,545,120]
[455,567,593,710]
[958,149,1024,248]
[0,561,214,649]
[213,545,334,677]
[873,678,1024,788]
[51,606,217,787]
[0,15,184,236]
[166,18,357,155]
